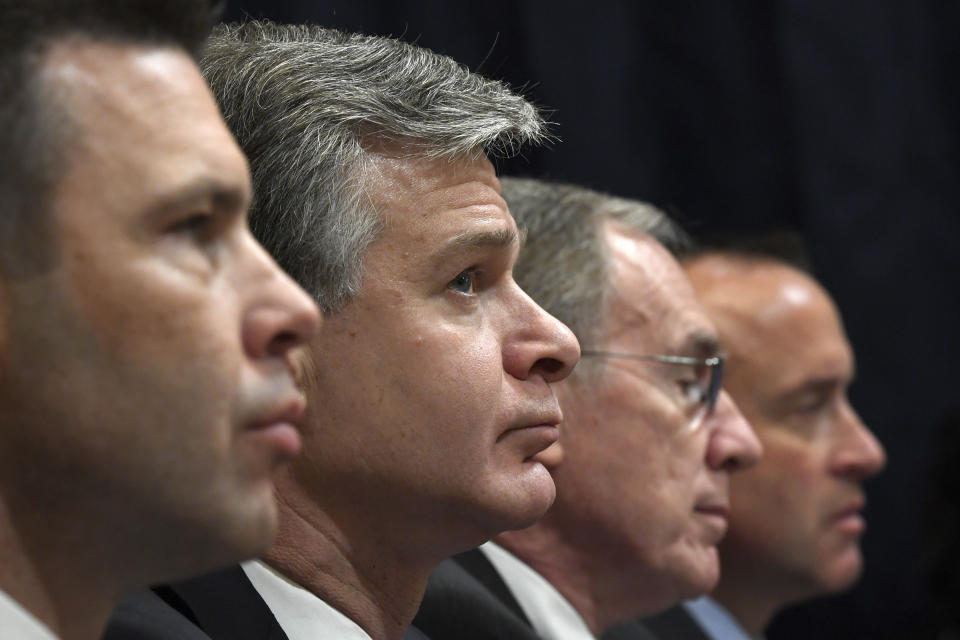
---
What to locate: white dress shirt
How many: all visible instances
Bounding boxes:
[480,541,596,640]
[684,596,759,640]
[0,589,58,640]
[241,560,372,640]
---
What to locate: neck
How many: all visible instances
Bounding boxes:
[267,480,439,640]
[0,493,116,640]
[498,490,697,637]
[496,522,647,636]
[711,570,787,637]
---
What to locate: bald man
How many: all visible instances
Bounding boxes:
[643,248,886,639]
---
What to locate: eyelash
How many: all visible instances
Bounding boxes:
[171,212,214,238]
[794,395,830,415]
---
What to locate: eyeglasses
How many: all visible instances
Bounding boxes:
[580,350,725,417]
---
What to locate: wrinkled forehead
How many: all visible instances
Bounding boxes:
[602,224,719,355]
[364,148,500,203]
[360,149,511,238]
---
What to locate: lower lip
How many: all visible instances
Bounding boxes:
[501,424,560,459]
[249,422,302,458]
[695,509,728,535]
[833,512,866,536]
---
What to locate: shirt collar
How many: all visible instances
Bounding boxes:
[0,589,59,640]
[480,541,596,640]
[684,596,759,640]
[241,560,372,640]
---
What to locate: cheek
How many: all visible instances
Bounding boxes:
[563,405,695,535]
[398,327,504,418]
[70,253,239,361]
[307,321,508,471]
[729,443,823,551]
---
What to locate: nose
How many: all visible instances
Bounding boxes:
[502,285,580,383]
[240,239,322,360]
[829,401,886,481]
[704,391,763,472]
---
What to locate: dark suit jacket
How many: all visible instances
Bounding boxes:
[637,605,712,640]
[103,565,430,640]
[414,549,538,640]
[414,549,657,640]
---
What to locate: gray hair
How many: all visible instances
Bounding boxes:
[502,177,689,351]
[201,21,547,312]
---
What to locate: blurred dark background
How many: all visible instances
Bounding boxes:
[223,2,960,638]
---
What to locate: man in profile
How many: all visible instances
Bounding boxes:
[106,22,579,640]
[0,3,321,639]
[415,178,762,640]
[641,244,886,639]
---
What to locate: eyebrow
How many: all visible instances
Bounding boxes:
[675,330,722,358]
[780,377,843,403]
[145,177,249,220]
[432,227,520,264]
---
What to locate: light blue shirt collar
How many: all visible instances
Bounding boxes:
[684,596,759,640]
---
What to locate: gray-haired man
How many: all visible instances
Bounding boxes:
[106,22,579,640]
[415,178,762,640]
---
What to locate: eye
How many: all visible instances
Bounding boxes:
[678,379,705,406]
[170,212,214,239]
[793,394,831,416]
[447,268,478,294]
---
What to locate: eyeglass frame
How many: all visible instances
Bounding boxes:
[579,350,725,416]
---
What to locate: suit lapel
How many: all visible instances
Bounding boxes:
[451,548,530,625]
[640,605,713,640]
[164,565,289,640]
[414,553,540,640]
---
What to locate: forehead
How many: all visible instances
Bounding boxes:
[42,40,249,207]
[601,223,718,354]
[362,150,515,252]
[687,257,853,389]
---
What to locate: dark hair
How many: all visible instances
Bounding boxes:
[683,229,815,274]
[0,0,220,275]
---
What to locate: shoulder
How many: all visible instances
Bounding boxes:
[104,565,286,640]
[403,624,433,640]
[637,605,714,640]
[414,554,539,640]
[104,589,210,640]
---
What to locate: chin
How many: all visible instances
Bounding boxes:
[689,566,721,599]
[479,464,557,534]
[203,488,278,566]
[641,572,712,616]
[817,550,864,594]
[517,462,558,520]
[677,548,721,600]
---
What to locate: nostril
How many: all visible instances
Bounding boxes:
[268,330,302,358]
[535,357,565,377]
[721,457,743,473]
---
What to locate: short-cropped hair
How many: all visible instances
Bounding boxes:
[0,0,220,275]
[682,230,815,275]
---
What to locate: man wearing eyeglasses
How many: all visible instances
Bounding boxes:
[414,178,762,640]
[639,242,886,640]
